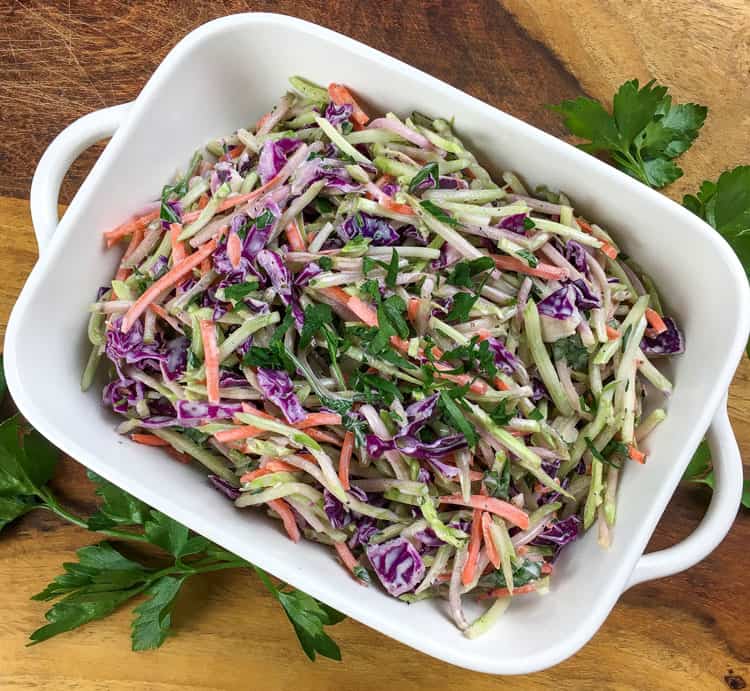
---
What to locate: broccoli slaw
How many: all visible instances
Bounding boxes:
[84,76,684,637]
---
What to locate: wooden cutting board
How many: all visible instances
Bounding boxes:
[0,2,748,689]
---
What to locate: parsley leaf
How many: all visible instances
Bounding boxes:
[515,249,539,268]
[131,576,185,651]
[420,200,458,227]
[584,437,621,468]
[550,334,589,370]
[86,470,149,530]
[299,304,334,349]
[448,257,494,288]
[684,166,750,280]
[318,256,333,270]
[378,295,409,339]
[408,162,439,193]
[444,292,479,323]
[483,463,511,500]
[254,566,344,661]
[222,281,259,301]
[489,400,513,426]
[551,79,707,188]
[438,391,477,447]
[487,559,541,588]
[352,370,402,405]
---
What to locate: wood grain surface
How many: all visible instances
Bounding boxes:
[0,2,748,689]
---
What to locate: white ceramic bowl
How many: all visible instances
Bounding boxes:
[7,13,749,674]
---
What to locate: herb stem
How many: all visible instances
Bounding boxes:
[38,490,150,543]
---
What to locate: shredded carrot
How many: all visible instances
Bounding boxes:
[334,541,363,582]
[606,325,621,340]
[181,174,283,224]
[169,223,187,264]
[481,512,501,569]
[478,583,538,600]
[103,210,159,245]
[130,433,169,446]
[114,268,131,281]
[121,226,144,262]
[268,498,301,542]
[600,242,619,260]
[438,494,530,529]
[407,297,420,323]
[576,217,594,234]
[493,377,510,391]
[120,239,217,332]
[200,257,212,275]
[491,254,569,281]
[215,425,264,443]
[227,145,244,159]
[197,194,209,210]
[294,413,343,428]
[328,83,369,125]
[148,304,182,333]
[375,174,395,188]
[381,198,415,216]
[227,231,242,269]
[240,402,280,420]
[239,467,273,483]
[541,563,553,575]
[628,444,647,464]
[645,308,668,335]
[199,320,220,404]
[263,459,302,473]
[255,111,272,131]
[305,429,342,446]
[285,221,306,251]
[338,431,354,491]
[461,509,483,586]
[165,447,191,464]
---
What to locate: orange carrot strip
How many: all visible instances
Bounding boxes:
[491,254,569,281]
[240,402,282,421]
[461,509,483,586]
[305,429,342,446]
[227,145,244,159]
[169,223,187,264]
[381,198,415,216]
[438,494,530,530]
[165,447,191,464]
[328,83,369,125]
[481,512,501,569]
[407,297,420,323]
[227,231,242,269]
[197,194,209,210]
[130,433,169,446]
[334,541,364,583]
[645,308,668,335]
[240,467,273,483]
[606,325,621,340]
[103,210,159,244]
[181,174,282,224]
[122,226,144,262]
[263,459,302,473]
[285,221,306,251]
[338,431,354,491]
[628,444,647,464]
[121,239,216,332]
[268,499,301,542]
[600,242,619,260]
[200,258,212,274]
[294,413,343,428]
[541,563,553,575]
[114,268,131,281]
[478,583,538,600]
[199,319,220,404]
[255,111,272,131]
[215,425,264,443]
[576,217,594,234]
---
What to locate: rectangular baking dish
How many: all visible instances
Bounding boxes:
[6,13,749,674]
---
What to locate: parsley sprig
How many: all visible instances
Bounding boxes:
[551,79,707,188]
[0,358,343,658]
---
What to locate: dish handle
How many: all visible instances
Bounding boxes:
[625,396,744,589]
[29,102,132,254]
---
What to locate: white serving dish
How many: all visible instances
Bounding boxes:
[6,13,749,674]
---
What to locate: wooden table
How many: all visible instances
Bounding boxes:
[0,2,748,688]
